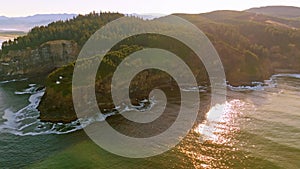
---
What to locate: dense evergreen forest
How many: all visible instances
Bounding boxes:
[1,10,300,122]
[0,12,123,54]
[2,11,300,64]
[1,10,300,84]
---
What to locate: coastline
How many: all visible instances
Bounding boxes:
[3,73,299,125]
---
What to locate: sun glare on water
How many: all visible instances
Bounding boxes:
[195,99,247,145]
[175,99,255,168]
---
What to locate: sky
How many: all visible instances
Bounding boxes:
[0,0,300,17]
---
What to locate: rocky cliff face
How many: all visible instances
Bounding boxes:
[0,40,79,79]
[36,40,300,123]
[3,11,300,124]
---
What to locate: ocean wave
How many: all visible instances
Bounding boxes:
[14,84,37,95]
[227,82,266,92]
[272,73,300,79]
[180,85,207,92]
[0,78,28,84]
[226,74,300,92]
[0,88,115,136]
[0,85,157,136]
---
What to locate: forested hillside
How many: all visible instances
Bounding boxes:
[0,12,123,54]
[247,6,300,18]
[0,10,300,122]
[178,10,300,83]
[1,10,300,83]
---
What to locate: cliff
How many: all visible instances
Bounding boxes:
[37,12,300,123]
[1,11,300,123]
[37,39,300,123]
[0,40,79,79]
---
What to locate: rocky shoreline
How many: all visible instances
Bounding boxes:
[1,39,299,123]
[1,11,300,123]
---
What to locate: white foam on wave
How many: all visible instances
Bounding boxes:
[227,74,300,92]
[180,85,207,92]
[227,82,266,92]
[0,87,114,136]
[272,73,300,79]
[116,96,157,114]
[0,84,157,136]
[0,88,45,136]
[2,109,19,130]
[14,85,37,95]
[0,78,28,84]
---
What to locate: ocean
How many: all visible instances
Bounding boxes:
[0,74,299,168]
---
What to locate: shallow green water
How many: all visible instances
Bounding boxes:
[0,74,299,168]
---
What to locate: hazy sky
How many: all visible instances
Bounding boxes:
[1,0,300,17]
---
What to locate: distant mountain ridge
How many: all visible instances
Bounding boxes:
[246,6,300,18]
[0,13,165,31]
[0,14,77,31]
